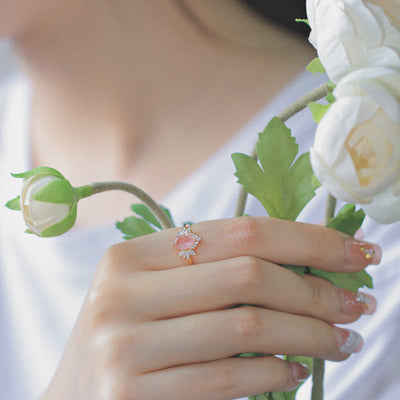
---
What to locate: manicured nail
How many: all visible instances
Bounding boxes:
[334,327,363,354]
[345,238,382,266]
[290,362,310,383]
[340,290,377,315]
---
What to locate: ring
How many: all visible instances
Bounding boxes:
[173,224,202,265]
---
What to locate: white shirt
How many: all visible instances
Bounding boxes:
[0,67,399,400]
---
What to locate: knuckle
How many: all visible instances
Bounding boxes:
[99,243,130,275]
[229,307,263,338]
[92,327,141,371]
[85,285,122,330]
[224,216,259,252]
[229,256,263,291]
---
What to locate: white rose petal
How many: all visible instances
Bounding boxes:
[362,187,400,223]
[307,0,400,82]
[21,175,72,235]
[310,69,400,222]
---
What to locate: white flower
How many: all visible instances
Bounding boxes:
[6,167,79,237]
[307,0,400,83]
[20,175,75,236]
[310,67,400,223]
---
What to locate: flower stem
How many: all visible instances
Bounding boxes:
[324,194,337,224]
[234,82,331,217]
[86,181,174,230]
[311,359,325,400]
[311,193,337,400]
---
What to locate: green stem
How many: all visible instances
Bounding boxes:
[324,194,337,224]
[234,82,331,217]
[311,359,325,400]
[311,193,336,400]
[82,181,174,230]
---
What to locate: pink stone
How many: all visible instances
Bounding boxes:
[174,234,195,250]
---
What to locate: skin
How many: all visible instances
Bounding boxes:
[1,0,380,398]
[41,217,376,399]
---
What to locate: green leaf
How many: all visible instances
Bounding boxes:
[5,196,21,211]
[308,205,373,292]
[326,204,365,236]
[285,153,322,219]
[40,203,77,237]
[232,117,321,221]
[116,216,156,240]
[130,204,174,229]
[33,179,77,204]
[308,268,373,292]
[249,393,271,400]
[306,57,326,75]
[232,153,278,216]
[11,166,65,180]
[295,18,310,27]
[24,229,33,234]
[308,102,331,123]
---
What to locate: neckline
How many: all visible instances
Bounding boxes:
[2,70,322,239]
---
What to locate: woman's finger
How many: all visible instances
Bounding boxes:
[103,306,361,375]
[95,256,375,325]
[134,357,309,400]
[108,216,381,273]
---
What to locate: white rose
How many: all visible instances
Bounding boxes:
[310,67,400,223]
[307,0,400,83]
[21,175,73,235]
[7,167,80,237]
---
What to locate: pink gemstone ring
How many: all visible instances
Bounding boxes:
[173,224,202,265]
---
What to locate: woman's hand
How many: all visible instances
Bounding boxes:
[42,217,379,400]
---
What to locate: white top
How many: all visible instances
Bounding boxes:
[0,67,399,400]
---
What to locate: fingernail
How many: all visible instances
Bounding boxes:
[340,290,377,315]
[356,292,377,315]
[345,239,382,266]
[290,362,310,383]
[334,327,363,354]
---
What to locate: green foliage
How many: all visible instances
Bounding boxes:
[295,18,310,27]
[284,205,373,291]
[308,102,331,123]
[308,267,373,292]
[117,204,174,240]
[116,217,157,240]
[130,204,174,230]
[11,166,65,180]
[5,196,21,211]
[232,117,321,221]
[308,204,373,292]
[40,203,77,237]
[326,204,365,236]
[33,179,77,204]
[306,57,326,75]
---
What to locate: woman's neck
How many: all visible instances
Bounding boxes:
[13,0,314,225]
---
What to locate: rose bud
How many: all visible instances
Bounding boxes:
[5,167,84,237]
